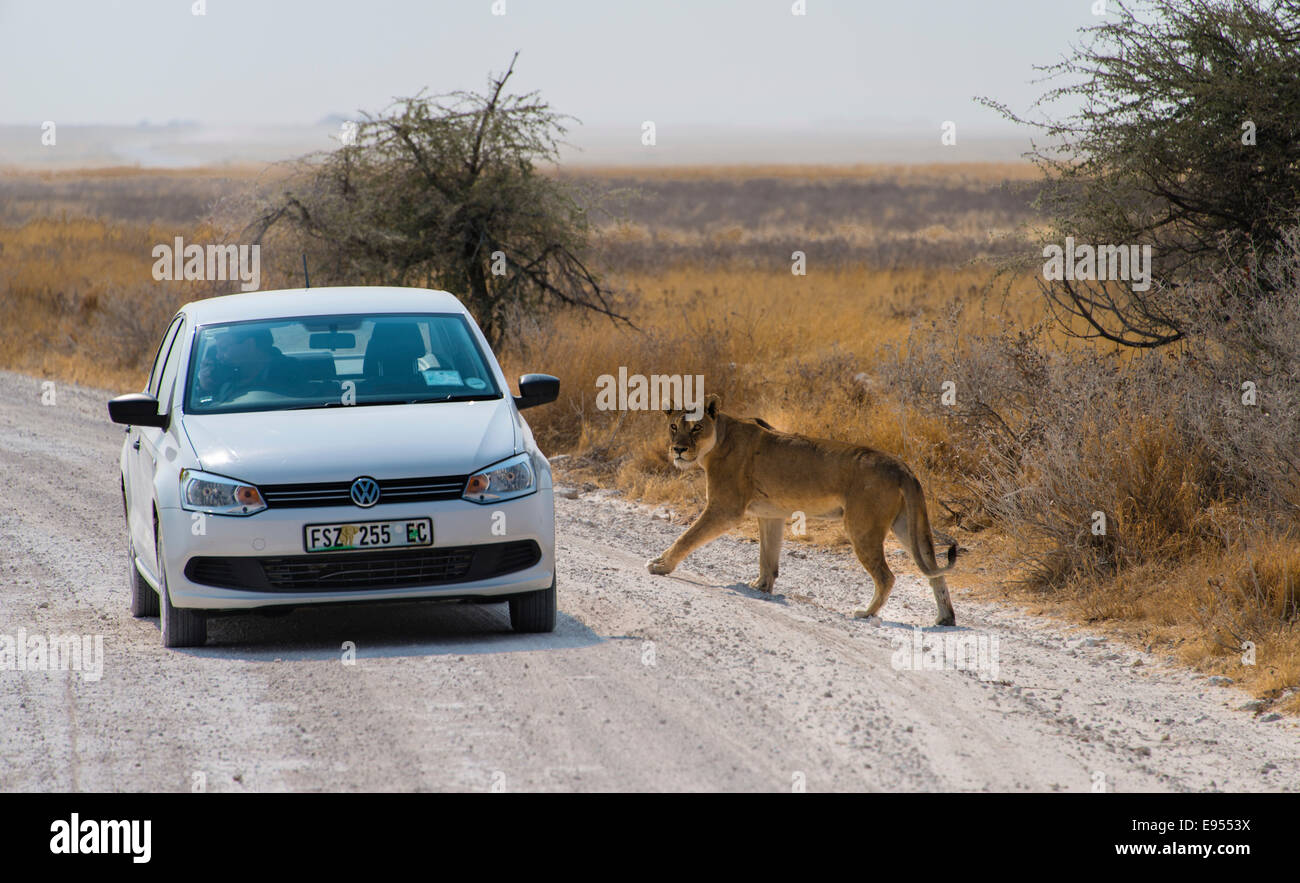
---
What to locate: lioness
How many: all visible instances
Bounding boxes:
[646,394,958,626]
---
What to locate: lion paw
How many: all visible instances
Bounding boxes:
[851,608,880,622]
[646,557,674,575]
[748,575,775,593]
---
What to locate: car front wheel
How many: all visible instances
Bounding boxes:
[157,531,206,648]
[508,573,556,633]
[128,534,159,618]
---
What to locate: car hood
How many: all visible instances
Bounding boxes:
[180,398,519,484]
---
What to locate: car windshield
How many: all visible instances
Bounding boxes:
[184,312,503,414]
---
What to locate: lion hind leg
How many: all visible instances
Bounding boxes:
[928,576,957,627]
[846,514,893,619]
[892,511,956,626]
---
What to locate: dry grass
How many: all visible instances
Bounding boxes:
[509,264,1042,463]
[0,166,269,226]
[971,533,1300,715]
[0,163,274,180]
[875,306,1300,709]
[570,164,1040,272]
[559,162,1042,184]
[0,216,211,387]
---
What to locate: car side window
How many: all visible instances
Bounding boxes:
[156,319,188,413]
[148,316,184,399]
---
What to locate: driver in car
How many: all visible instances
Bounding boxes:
[195,326,304,402]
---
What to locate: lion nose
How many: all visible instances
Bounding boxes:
[672,445,688,455]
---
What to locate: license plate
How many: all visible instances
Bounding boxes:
[304,518,433,553]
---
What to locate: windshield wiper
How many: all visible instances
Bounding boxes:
[282,394,498,410]
[428,393,499,403]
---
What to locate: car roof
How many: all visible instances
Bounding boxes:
[176,286,472,325]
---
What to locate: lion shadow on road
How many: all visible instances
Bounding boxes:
[170,601,603,661]
[700,578,966,631]
[865,616,967,632]
[681,577,977,632]
[709,579,791,604]
[660,571,794,605]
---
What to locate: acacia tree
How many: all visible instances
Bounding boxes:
[248,53,623,346]
[984,0,1300,348]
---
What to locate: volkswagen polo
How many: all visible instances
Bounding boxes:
[108,286,560,647]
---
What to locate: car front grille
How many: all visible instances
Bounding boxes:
[185,540,542,592]
[259,474,468,508]
[261,547,475,588]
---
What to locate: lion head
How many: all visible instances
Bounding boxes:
[663,394,721,470]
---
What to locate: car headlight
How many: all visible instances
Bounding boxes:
[462,453,536,504]
[180,469,266,516]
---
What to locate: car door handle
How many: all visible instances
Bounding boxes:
[132,437,141,450]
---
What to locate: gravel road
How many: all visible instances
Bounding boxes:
[1,370,1295,792]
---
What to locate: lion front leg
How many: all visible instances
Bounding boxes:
[647,505,740,575]
[748,517,784,592]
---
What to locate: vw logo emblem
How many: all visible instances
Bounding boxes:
[350,476,380,508]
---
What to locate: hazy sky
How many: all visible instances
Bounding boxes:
[1,0,1094,133]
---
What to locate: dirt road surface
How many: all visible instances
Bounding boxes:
[1,370,1295,792]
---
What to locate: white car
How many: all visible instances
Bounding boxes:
[108,286,559,647]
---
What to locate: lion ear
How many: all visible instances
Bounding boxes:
[705,394,721,418]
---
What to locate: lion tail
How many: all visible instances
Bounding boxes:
[902,475,957,577]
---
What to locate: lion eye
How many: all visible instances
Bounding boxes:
[669,424,676,433]
[691,424,702,433]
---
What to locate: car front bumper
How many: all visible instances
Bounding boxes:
[157,489,555,610]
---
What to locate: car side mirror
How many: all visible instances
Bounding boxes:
[513,373,559,410]
[108,393,168,428]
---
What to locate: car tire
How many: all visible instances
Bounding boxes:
[128,535,159,618]
[509,573,556,633]
[157,532,206,648]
